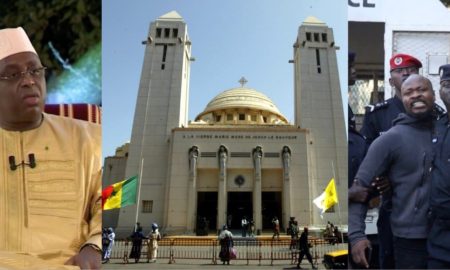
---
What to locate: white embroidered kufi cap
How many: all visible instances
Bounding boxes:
[0,27,37,61]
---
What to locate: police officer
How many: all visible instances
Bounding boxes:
[361,53,423,143]
[348,106,367,188]
[428,64,450,269]
[348,53,370,269]
[348,52,367,190]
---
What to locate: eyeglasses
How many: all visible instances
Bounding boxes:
[0,66,47,82]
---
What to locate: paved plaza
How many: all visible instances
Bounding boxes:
[102,259,322,270]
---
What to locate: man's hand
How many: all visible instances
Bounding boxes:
[64,245,101,270]
[371,176,390,195]
[349,180,370,202]
[351,239,371,268]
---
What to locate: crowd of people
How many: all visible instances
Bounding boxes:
[348,51,450,269]
[101,222,162,264]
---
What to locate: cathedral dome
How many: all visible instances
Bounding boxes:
[194,87,288,125]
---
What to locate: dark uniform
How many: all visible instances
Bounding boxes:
[349,106,367,188]
[428,115,450,269]
[360,96,405,144]
[428,64,450,269]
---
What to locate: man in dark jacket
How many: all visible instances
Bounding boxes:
[296,227,316,269]
[360,53,420,270]
[349,74,437,269]
[427,64,450,269]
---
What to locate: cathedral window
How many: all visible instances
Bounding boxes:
[239,113,245,120]
[164,28,170,38]
[156,28,162,38]
[314,33,319,42]
[216,115,221,122]
[263,116,267,123]
[315,49,321,74]
[321,33,327,42]
[251,115,257,122]
[227,114,233,121]
[306,32,311,41]
[172,28,178,38]
[142,200,153,213]
[162,45,168,62]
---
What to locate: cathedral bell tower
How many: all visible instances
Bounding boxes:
[293,17,347,223]
[117,11,193,232]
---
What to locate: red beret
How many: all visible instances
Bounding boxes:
[389,54,422,71]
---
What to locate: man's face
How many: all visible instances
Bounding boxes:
[440,80,450,109]
[389,66,419,98]
[401,75,435,117]
[0,52,46,128]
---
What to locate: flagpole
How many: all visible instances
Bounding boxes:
[331,161,344,244]
[132,63,153,232]
[134,158,144,231]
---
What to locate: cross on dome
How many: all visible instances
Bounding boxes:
[238,77,248,87]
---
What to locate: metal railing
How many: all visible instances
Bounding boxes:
[108,237,347,266]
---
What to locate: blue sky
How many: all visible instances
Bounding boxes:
[102,0,348,159]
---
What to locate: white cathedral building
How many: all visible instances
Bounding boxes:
[110,11,347,235]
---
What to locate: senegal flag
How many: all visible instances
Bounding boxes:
[102,175,138,210]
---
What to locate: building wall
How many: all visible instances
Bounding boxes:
[160,127,309,233]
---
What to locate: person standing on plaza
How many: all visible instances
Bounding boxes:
[218,225,234,265]
[289,220,299,250]
[129,225,146,263]
[103,227,115,263]
[248,219,256,237]
[147,223,161,263]
[296,227,316,269]
[272,216,280,240]
[227,214,233,229]
[241,216,248,237]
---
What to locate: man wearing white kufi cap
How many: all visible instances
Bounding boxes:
[0,27,101,269]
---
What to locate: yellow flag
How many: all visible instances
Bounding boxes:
[313,178,338,214]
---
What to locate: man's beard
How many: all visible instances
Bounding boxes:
[408,108,434,121]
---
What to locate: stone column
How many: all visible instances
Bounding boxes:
[252,146,263,233]
[282,146,291,228]
[187,146,199,232]
[217,145,228,230]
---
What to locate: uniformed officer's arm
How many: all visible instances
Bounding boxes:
[360,107,377,144]
[349,180,370,203]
